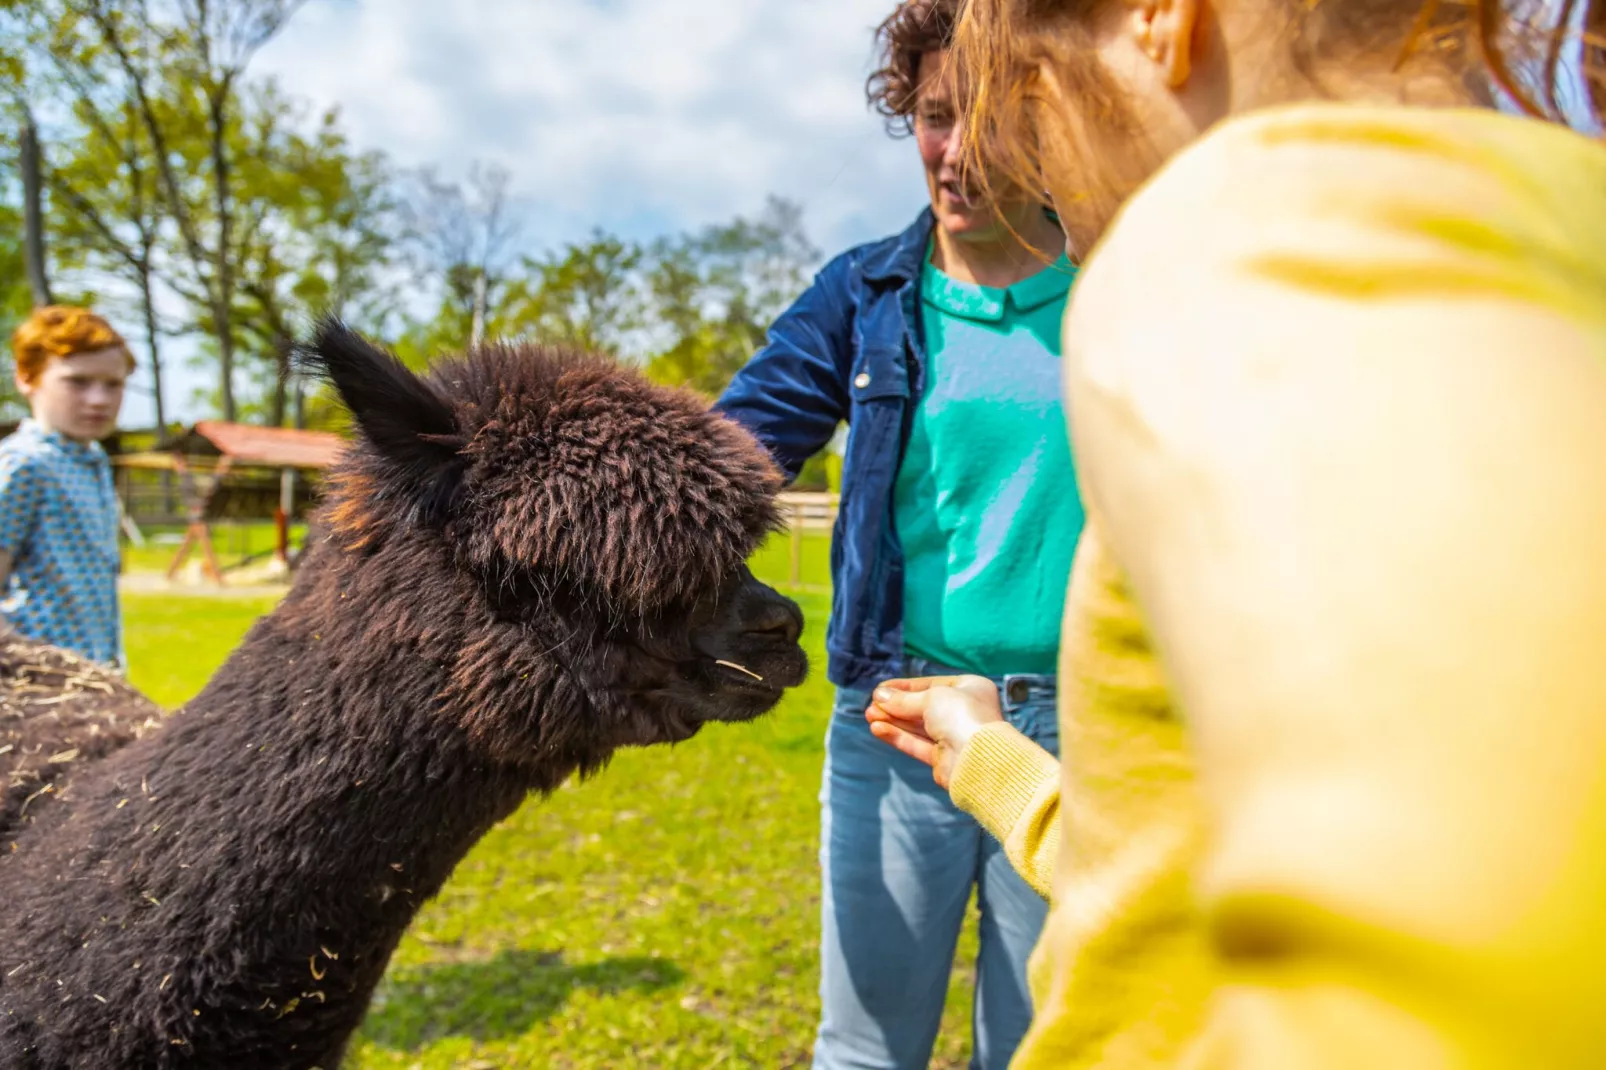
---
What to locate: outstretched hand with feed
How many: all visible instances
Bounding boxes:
[866,675,1002,789]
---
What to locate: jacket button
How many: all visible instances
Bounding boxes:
[854,373,871,389]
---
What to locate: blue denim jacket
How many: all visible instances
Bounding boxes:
[716,211,933,690]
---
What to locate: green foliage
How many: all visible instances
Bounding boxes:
[10,0,334,424]
[643,196,819,398]
[393,162,519,361]
[0,0,41,108]
[388,308,474,375]
[0,198,32,420]
[391,194,822,414]
[793,451,834,492]
[225,81,407,424]
[0,2,49,403]
[503,229,644,353]
[0,120,97,421]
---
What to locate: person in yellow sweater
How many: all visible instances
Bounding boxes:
[863,0,1606,1066]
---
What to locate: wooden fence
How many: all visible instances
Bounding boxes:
[776,491,838,587]
[117,476,839,588]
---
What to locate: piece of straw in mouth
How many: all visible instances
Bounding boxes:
[715,660,764,682]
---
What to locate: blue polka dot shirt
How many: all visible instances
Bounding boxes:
[0,419,122,666]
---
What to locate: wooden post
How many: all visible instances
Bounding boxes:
[789,498,803,588]
[275,466,294,566]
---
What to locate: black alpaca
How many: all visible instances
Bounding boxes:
[0,321,806,1069]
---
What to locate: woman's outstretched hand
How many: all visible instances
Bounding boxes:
[866,675,1003,789]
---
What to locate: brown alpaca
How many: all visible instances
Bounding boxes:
[0,637,161,847]
[0,321,807,1069]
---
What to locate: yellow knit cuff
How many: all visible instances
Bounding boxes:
[950,721,1060,847]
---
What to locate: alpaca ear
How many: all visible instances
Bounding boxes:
[297,317,467,525]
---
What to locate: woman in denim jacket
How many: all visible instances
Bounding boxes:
[716,3,1082,1066]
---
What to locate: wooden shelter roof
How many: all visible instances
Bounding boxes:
[169,421,346,470]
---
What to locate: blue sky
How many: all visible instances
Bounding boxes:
[127,0,929,425]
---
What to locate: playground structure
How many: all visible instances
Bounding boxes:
[112,422,345,586]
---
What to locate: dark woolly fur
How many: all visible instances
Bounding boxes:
[0,321,804,1068]
[0,638,161,847]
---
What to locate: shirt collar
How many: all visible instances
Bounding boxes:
[18,418,108,464]
[921,253,1078,323]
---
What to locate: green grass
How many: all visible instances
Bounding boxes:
[123,522,309,576]
[123,591,283,708]
[119,530,985,1068]
[745,527,832,593]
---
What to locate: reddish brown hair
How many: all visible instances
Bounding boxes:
[868,0,963,133]
[10,306,134,386]
[955,0,1605,238]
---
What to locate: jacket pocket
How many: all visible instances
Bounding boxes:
[848,344,911,404]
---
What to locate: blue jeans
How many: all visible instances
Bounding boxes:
[814,659,1060,1069]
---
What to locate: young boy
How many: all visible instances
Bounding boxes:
[0,306,133,667]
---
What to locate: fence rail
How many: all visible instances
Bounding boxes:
[118,481,840,587]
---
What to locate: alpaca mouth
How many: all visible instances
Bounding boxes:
[715,660,764,683]
[694,648,806,705]
[708,658,783,694]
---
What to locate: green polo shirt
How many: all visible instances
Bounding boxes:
[893,252,1084,676]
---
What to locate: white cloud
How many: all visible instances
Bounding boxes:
[252,0,928,252]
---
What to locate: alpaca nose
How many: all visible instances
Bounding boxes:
[744,588,804,647]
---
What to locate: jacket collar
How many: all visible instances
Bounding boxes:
[861,208,935,287]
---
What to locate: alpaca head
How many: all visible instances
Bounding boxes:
[299,319,807,764]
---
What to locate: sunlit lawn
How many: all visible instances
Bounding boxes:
[122,521,309,577]
[121,529,984,1068]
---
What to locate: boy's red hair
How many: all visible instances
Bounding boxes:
[10,306,135,386]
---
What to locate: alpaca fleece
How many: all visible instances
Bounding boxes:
[0,322,801,1068]
[0,637,161,848]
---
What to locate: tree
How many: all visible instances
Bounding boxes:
[80,0,309,421]
[0,6,30,417]
[7,0,183,432]
[36,51,175,433]
[3,2,54,307]
[644,196,818,397]
[502,229,644,354]
[0,197,35,420]
[19,108,55,306]
[8,0,411,433]
[402,162,520,351]
[223,82,405,426]
[388,195,819,401]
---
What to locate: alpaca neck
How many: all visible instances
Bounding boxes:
[136,578,537,995]
[0,549,556,1066]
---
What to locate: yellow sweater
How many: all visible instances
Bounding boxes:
[947,103,1606,1068]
